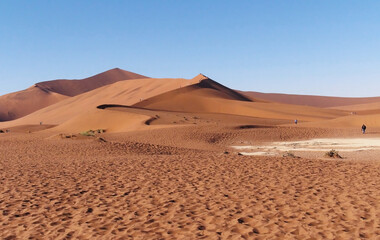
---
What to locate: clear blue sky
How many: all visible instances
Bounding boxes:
[1,0,379,97]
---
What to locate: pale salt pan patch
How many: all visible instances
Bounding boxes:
[239,152,276,156]
[232,138,380,156]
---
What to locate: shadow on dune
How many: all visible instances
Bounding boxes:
[236,125,274,129]
[96,104,134,110]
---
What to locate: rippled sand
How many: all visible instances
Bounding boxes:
[1,125,379,239]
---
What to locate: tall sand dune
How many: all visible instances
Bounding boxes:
[0,76,200,128]
[35,68,147,97]
[0,68,147,121]
[135,79,348,122]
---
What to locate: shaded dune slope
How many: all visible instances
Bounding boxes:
[0,68,146,121]
[0,87,68,121]
[134,78,255,107]
[241,91,380,108]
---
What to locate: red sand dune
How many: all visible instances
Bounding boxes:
[241,91,380,108]
[0,68,146,121]
[0,76,200,128]
[1,72,370,133]
[135,79,349,122]
[0,87,68,121]
[35,68,147,97]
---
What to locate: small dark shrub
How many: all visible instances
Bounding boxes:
[325,149,342,159]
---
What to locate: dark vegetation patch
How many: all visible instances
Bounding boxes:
[325,149,343,159]
[282,152,300,159]
[80,129,106,136]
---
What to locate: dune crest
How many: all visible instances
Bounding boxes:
[35,68,147,97]
[191,73,209,82]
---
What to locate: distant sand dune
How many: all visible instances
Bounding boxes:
[0,87,69,121]
[241,91,380,108]
[329,101,380,113]
[35,68,147,97]
[302,113,380,128]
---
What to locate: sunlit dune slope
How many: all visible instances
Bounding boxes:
[135,79,348,121]
[51,108,151,133]
[0,76,200,128]
[0,68,147,121]
[240,91,380,108]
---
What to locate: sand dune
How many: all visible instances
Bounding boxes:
[241,91,380,108]
[51,108,152,133]
[0,68,146,121]
[35,68,147,97]
[0,87,69,122]
[0,76,200,128]
[301,113,380,128]
[135,79,349,122]
[329,101,380,114]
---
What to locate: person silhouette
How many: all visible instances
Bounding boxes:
[361,124,367,134]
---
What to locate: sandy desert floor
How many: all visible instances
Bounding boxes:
[0,121,380,239]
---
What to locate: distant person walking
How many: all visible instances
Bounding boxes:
[294,119,298,125]
[362,124,367,134]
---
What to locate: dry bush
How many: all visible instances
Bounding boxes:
[325,149,342,159]
[282,152,300,158]
[80,129,105,137]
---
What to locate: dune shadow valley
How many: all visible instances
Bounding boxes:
[0,68,379,240]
